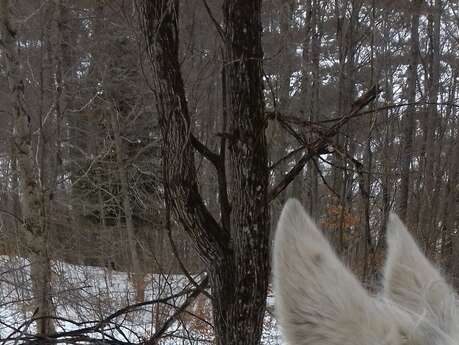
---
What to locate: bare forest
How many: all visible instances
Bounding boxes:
[0,0,457,344]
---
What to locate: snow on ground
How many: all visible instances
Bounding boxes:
[0,256,281,344]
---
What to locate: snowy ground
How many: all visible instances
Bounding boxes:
[0,256,281,344]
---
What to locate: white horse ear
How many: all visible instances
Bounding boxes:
[384,213,457,331]
[273,199,400,345]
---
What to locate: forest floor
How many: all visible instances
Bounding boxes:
[0,256,280,344]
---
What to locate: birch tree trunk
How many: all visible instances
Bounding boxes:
[0,0,54,336]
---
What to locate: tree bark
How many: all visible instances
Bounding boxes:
[139,0,229,265]
[139,1,269,344]
[307,0,321,220]
[333,0,360,253]
[110,110,144,301]
[418,0,442,248]
[220,1,270,344]
[446,131,459,286]
[399,0,421,224]
[0,0,54,336]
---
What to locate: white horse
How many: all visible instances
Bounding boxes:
[273,199,459,345]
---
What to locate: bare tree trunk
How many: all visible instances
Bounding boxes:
[271,0,295,242]
[30,254,54,335]
[0,0,54,335]
[443,75,459,283]
[276,1,293,193]
[399,0,421,224]
[378,17,395,251]
[109,110,144,302]
[447,135,459,286]
[333,0,360,254]
[56,0,82,260]
[139,1,269,344]
[305,0,320,220]
[418,0,442,249]
[219,0,269,344]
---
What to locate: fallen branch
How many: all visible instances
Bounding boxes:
[1,277,209,345]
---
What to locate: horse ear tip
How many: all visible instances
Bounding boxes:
[278,198,307,225]
[283,198,304,213]
[387,212,405,238]
[388,212,400,224]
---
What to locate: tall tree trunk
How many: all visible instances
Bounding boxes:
[304,0,320,220]
[333,0,360,254]
[0,0,54,336]
[220,1,269,344]
[57,0,81,247]
[271,0,295,243]
[139,1,269,344]
[418,0,442,249]
[109,110,143,301]
[399,0,421,224]
[378,14,395,252]
[446,129,459,286]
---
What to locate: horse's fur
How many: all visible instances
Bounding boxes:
[273,199,459,345]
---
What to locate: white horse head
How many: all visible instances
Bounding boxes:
[273,199,459,345]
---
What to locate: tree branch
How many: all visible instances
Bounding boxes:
[138,1,231,263]
[268,85,381,202]
[201,0,226,42]
[191,135,222,169]
[146,276,210,345]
